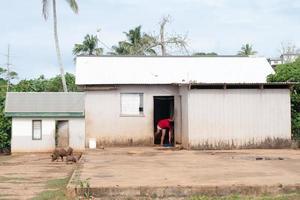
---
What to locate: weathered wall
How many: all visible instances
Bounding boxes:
[187,89,291,149]
[69,118,85,150]
[84,85,180,147]
[11,118,85,152]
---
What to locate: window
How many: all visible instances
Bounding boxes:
[121,93,144,116]
[32,120,42,140]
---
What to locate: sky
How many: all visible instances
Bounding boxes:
[1,0,300,80]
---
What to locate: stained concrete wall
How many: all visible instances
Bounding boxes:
[11,118,85,152]
[84,85,180,147]
[187,89,291,149]
[69,118,85,150]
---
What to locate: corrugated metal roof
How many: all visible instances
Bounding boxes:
[5,92,84,116]
[75,56,275,85]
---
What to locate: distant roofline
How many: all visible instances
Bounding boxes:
[281,53,300,56]
[77,82,297,86]
[6,92,84,94]
[77,82,297,91]
[5,112,84,118]
[76,55,252,58]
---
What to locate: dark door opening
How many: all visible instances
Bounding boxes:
[56,120,69,148]
[154,96,174,145]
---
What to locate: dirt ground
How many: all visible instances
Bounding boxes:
[0,153,75,200]
[70,147,300,198]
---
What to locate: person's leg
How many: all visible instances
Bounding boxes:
[155,126,161,138]
[168,129,172,145]
[161,129,166,146]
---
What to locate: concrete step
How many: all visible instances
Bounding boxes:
[67,184,300,199]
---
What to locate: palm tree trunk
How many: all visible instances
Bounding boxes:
[52,0,68,92]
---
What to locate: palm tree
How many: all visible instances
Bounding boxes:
[73,34,103,56]
[111,26,156,55]
[238,44,257,56]
[42,0,78,92]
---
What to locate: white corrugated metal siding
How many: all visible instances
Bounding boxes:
[187,89,291,148]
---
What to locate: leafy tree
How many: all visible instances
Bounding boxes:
[11,73,77,92]
[0,85,10,152]
[42,0,79,92]
[238,44,257,56]
[111,26,157,55]
[73,34,103,56]
[268,59,300,140]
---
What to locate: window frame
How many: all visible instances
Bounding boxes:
[32,120,42,140]
[120,93,144,117]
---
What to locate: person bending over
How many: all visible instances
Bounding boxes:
[155,118,173,146]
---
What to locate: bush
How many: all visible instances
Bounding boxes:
[268,59,300,140]
[0,92,11,152]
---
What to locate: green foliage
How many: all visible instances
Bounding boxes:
[267,60,300,140]
[111,26,157,55]
[73,34,103,56]
[238,44,257,56]
[77,178,92,199]
[11,73,77,92]
[32,177,69,200]
[0,68,11,151]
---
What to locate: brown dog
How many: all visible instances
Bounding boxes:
[51,147,73,162]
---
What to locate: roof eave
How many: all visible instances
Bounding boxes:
[5,112,85,118]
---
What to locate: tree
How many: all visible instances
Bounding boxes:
[73,34,103,56]
[237,44,257,56]
[279,42,300,64]
[267,59,300,140]
[42,0,79,92]
[111,16,189,56]
[154,16,188,56]
[0,75,10,152]
[12,73,77,92]
[111,26,157,55]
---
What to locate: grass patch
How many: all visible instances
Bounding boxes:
[190,192,300,200]
[31,190,67,200]
[31,177,70,200]
[0,175,27,182]
[46,178,69,189]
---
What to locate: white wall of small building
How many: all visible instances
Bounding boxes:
[187,89,291,149]
[11,117,85,153]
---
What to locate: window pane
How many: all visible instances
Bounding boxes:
[121,94,143,115]
[33,120,42,140]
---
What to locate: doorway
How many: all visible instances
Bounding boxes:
[153,96,174,145]
[56,120,69,147]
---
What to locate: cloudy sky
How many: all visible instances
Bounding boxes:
[0,0,300,79]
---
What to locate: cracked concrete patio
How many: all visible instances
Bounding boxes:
[68,147,300,199]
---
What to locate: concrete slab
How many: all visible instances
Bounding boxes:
[68,147,300,198]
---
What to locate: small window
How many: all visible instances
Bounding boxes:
[32,120,42,140]
[121,93,144,116]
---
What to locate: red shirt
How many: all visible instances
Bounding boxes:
[158,119,171,129]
